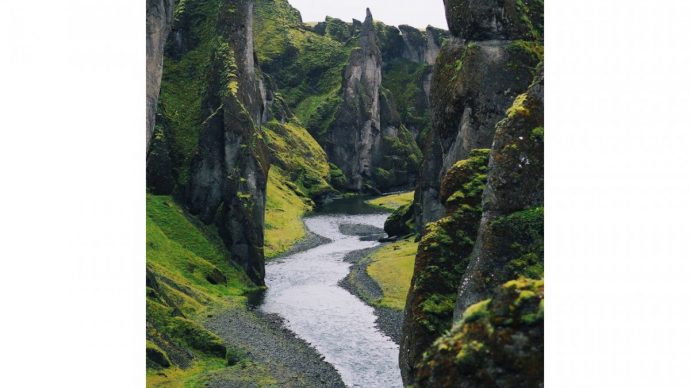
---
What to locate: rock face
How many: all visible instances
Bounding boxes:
[398,25,443,66]
[444,0,544,41]
[322,9,424,192]
[400,0,543,384]
[417,278,544,387]
[323,9,383,192]
[146,0,174,151]
[399,149,489,384]
[454,64,544,318]
[186,0,269,285]
[410,64,544,388]
[414,16,542,234]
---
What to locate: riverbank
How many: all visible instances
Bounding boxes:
[339,245,404,344]
[203,304,345,387]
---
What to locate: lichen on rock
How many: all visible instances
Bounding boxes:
[399,149,489,383]
[416,278,544,387]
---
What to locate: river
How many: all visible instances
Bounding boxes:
[258,198,403,387]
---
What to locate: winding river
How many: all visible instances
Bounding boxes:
[258,199,403,388]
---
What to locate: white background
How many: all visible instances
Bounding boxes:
[1,0,690,386]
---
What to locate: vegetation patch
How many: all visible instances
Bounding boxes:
[146,195,259,385]
[417,278,544,387]
[264,168,311,258]
[366,237,418,310]
[366,191,415,211]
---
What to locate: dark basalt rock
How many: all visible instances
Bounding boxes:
[414,38,540,234]
[146,124,176,195]
[417,278,544,387]
[399,149,489,385]
[454,64,544,318]
[146,0,174,151]
[444,0,544,41]
[186,0,269,285]
[383,202,415,237]
[324,9,424,192]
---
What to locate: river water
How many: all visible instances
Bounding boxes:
[258,198,403,387]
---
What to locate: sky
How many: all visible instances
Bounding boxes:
[287,0,448,30]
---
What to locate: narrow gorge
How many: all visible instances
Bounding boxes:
[146,0,544,386]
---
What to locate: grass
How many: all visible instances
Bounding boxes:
[366,191,415,211]
[264,168,311,258]
[262,118,333,258]
[366,237,418,310]
[147,195,256,305]
[147,194,270,386]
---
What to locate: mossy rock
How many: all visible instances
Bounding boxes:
[146,340,172,368]
[444,0,544,41]
[416,278,544,387]
[400,150,489,382]
[168,317,226,358]
[439,148,490,212]
[384,202,415,237]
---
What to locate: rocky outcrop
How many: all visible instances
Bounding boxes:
[186,0,269,285]
[443,0,544,41]
[323,9,424,192]
[417,278,544,387]
[414,13,542,234]
[409,63,544,388]
[454,64,544,318]
[398,25,444,66]
[399,149,490,384]
[323,9,382,192]
[401,0,543,384]
[146,0,174,151]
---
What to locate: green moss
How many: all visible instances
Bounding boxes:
[531,126,544,141]
[158,0,226,187]
[417,278,544,386]
[254,0,352,133]
[490,207,545,279]
[382,58,431,133]
[461,299,491,323]
[147,195,256,299]
[384,202,415,237]
[514,0,544,41]
[146,340,172,368]
[146,194,261,381]
[506,93,530,118]
[263,120,331,198]
[168,317,226,357]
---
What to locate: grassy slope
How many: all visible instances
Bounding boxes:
[254,0,352,136]
[255,0,344,257]
[264,168,310,258]
[263,119,332,258]
[366,237,418,310]
[366,191,415,211]
[146,195,272,386]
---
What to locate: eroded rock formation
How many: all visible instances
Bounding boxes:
[146,0,174,151]
[186,0,269,285]
[414,0,542,233]
[400,0,543,384]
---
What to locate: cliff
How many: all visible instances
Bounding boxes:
[399,149,490,382]
[254,0,447,193]
[399,0,543,384]
[146,0,174,151]
[185,0,269,285]
[413,65,544,386]
[414,0,543,233]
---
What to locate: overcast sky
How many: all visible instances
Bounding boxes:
[287,0,448,30]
